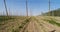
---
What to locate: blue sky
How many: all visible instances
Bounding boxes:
[0,0,60,16]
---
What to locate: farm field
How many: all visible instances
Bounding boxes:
[0,0,60,32]
[0,16,60,32]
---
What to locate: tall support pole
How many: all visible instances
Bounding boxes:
[4,0,8,16]
[48,0,50,16]
[26,0,28,17]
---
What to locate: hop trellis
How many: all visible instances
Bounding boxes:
[3,0,54,16]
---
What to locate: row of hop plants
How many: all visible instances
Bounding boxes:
[43,18,60,27]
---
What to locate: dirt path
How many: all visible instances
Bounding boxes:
[21,21,40,32]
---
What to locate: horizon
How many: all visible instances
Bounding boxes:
[0,0,60,16]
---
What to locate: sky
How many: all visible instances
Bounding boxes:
[0,0,60,16]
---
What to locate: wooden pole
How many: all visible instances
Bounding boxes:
[4,0,8,16]
[48,0,50,16]
[26,0,28,17]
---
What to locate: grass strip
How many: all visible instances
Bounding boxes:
[43,18,60,27]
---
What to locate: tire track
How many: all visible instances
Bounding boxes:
[22,17,41,32]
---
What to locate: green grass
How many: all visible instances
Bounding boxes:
[43,18,60,27]
[47,19,60,26]
[0,16,15,22]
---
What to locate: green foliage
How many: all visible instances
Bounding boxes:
[47,19,60,26]
[19,18,29,29]
[42,8,60,16]
[12,29,19,32]
[44,19,60,27]
[0,16,15,22]
[13,18,30,32]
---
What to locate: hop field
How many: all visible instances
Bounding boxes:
[0,16,60,32]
